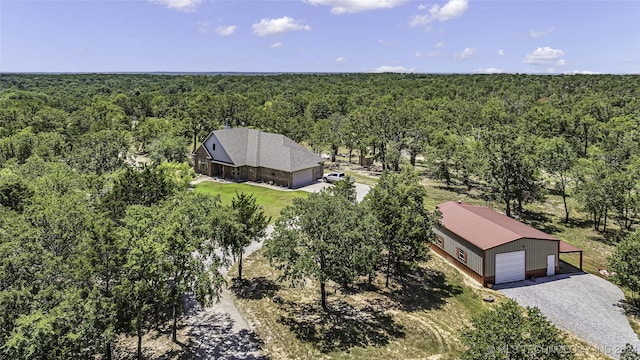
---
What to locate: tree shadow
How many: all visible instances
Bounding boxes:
[114,296,268,360]
[277,299,405,353]
[179,312,267,360]
[382,268,463,312]
[619,297,640,318]
[519,209,561,235]
[230,277,281,300]
[581,227,628,246]
[565,217,592,229]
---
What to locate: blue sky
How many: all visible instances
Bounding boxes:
[1,0,639,74]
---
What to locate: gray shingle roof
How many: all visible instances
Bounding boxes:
[206,128,323,172]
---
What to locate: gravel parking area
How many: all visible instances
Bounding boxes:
[496,273,640,359]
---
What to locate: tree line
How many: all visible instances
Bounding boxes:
[1,73,638,229]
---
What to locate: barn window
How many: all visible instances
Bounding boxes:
[435,235,444,248]
[457,247,467,263]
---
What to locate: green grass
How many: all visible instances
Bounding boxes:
[233,249,493,359]
[232,248,610,360]
[193,182,308,222]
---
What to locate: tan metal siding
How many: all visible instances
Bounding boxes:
[485,238,559,277]
[433,226,484,276]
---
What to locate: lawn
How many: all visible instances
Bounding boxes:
[193,181,308,222]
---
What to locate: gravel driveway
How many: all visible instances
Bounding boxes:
[496,273,640,359]
[299,181,371,202]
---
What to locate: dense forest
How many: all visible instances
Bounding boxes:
[1,73,639,358]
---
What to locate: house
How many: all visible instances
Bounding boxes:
[192,127,324,189]
[431,201,583,286]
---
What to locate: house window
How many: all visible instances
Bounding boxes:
[231,167,240,178]
[457,247,467,263]
[199,162,208,171]
[212,143,216,151]
[435,235,444,248]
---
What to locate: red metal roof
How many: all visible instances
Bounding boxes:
[436,201,560,250]
[559,240,582,253]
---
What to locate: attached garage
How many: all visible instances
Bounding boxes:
[495,251,526,284]
[290,168,315,189]
[430,201,582,287]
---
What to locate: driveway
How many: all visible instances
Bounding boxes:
[300,181,371,202]
[183,225,274,359]
[496,273,640,359]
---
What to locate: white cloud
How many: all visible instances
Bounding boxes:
[215,25,237,36]
[307,0,407,14]
[378,39,390,46]
[410,0,469,26]
[149,0,202,12]
[336,57,347,63]
[418,4,427,10]
[252,16,311,36]
[523,46,566,65]
[529,26,555,38]
[498,49,506,56]
[434,41,445,48]
[372,65,416,73]
[453,47,476,60]
[416,51,441,57]
[270,42,284,48]
[473,67,504,74]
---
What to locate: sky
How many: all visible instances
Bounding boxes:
[1,0,639,74]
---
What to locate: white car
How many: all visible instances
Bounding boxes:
[323,172,348,183]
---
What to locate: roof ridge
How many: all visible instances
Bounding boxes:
[461,204,523,240]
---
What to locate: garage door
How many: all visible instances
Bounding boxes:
[291,169,314,188]
[495,251,526,284]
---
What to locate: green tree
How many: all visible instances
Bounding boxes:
[365,167,437,287]
[229,192,270,281]
[460,300,574,360]
[328,176,357,203]
[609,229,640,303]
[100,165,174,220]
[148,134,188,164]
[0,179,33,213]
[67,129,128,175]
[156,193,226,342]
[539,137,577,223]
[116,206,165,360]
[266,190,371,310]
[478,98,542,217]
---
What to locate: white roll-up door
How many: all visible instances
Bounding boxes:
[495,251,526,284]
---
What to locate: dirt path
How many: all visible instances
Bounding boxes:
[181,226,273,359]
